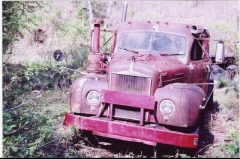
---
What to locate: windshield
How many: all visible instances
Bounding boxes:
[119,32,187,55]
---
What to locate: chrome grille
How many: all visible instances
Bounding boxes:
[111,73,151,95]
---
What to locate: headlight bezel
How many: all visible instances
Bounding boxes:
[159,99,175,114]
[86,90,101,106]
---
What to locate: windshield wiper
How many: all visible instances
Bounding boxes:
[119,47,138,54]
[168,53,184,56]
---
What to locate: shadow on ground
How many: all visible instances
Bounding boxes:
[79,134,182,158]
[195,101,220,156]
[72,102,219,158]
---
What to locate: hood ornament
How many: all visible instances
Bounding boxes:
[129,55,135,71]
[132,54,136,62]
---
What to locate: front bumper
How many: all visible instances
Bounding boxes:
[63,113,199,148]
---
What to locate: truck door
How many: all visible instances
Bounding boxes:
[188,39,210,92]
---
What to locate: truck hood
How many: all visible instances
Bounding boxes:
[109,52,187,92]
[109,52,187,75]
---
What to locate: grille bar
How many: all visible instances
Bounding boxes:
[115,106,140,120]
[111,73,151,95]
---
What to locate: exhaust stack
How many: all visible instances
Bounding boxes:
[87,18,104,74]
[91,18,104,53]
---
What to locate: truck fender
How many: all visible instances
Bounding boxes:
[80,78,108,115]
[70,75,108,114]
[70,77,87,113]
[154,83,206,127]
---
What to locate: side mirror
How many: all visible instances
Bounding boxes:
[215,40,225,63]
[53,49,64,62]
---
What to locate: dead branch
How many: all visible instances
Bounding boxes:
[4,100,34,112]
[3,121,29,136]
[194,143,219,157]
[78,135,96,148]
[210,129,225,133]
[37,138,60,148]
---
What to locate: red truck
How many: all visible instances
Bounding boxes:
[57,17,228,151]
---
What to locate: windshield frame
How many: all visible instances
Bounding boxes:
[117,31,188,55]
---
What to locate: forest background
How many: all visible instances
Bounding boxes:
[1,1,239,158]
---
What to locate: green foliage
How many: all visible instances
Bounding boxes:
[2,57,90,157]
[24,2,92,67]
[57,19,89,43]
[66,46,89,69]
[2,1,42,54]
[221,129,239,158]
[2,90,75,158]
[224,81,239,98]
[217,75,239,99]
[2,62,78,157]
[2,2,91,156]
[207,130,239,158]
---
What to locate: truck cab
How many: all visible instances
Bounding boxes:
[63,18,217,149]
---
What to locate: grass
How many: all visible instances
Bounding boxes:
[3,89,69,158]
[203,87,239,158]
[2,77,239,158]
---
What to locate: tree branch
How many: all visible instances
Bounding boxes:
[3,121,29,136]
[194,143,219,157]
[4,100,34,112]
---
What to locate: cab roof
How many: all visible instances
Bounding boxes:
[116,21,207,39]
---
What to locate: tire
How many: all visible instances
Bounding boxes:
[210,64,220,71]
[226,64,238,70]
[226,64,239,82]
[210,67,226,88]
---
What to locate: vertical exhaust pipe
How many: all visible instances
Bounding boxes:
[91,18,104,53]
[87,18,104,74]
[121,1,128,23]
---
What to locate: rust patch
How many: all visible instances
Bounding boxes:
[145,54,157,61]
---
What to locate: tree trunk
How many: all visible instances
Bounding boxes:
[104,1,113,29]
[88,1,93,30]
[88,1,94,51]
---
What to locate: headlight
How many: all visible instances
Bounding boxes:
[160,100,175,114]
[87,91,100,105]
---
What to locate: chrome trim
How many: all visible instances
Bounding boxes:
[199,87,214,109]
[110,72,152,95]
[175,73,184,76]
[162,77,183,83]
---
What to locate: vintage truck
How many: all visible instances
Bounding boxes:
[55,17,230,151]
